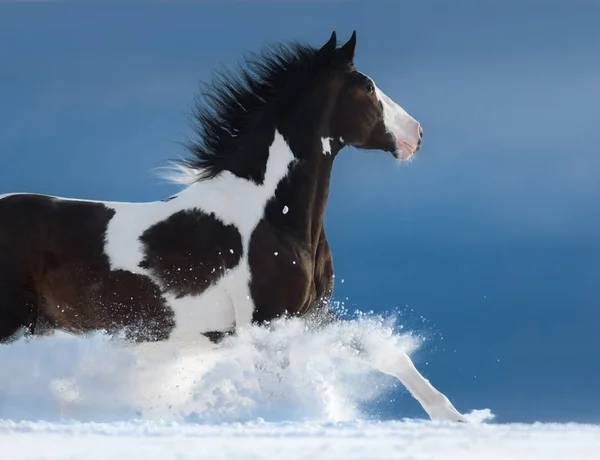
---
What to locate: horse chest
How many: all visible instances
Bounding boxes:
[247,220,318,323]
[146,218,316,342]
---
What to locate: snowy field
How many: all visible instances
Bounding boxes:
[1,317,599,459]
[4,419,600,460]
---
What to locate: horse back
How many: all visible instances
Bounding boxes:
[0,193,115,273]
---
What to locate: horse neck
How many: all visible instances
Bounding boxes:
[175,130,334,249]
[267,136,337,247]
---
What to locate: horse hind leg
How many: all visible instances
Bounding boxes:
[0,273,39,343]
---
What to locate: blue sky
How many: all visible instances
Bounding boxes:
[1,3,599,423]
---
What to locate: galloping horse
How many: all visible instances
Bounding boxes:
[0,31,465,422]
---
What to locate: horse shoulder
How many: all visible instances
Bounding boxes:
[247,219,335,323]
[247,219,313,323]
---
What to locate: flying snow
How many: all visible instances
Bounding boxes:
[1,313,597,459]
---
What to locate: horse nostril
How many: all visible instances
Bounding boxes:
[418,126,423,140]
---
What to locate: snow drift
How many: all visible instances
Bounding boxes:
[4,311,598,460]
[0,313,437,423]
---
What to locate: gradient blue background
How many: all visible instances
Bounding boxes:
[1,2,598,423]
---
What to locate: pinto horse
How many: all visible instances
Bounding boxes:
[0,31,465,422]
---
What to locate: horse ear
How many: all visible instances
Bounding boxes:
[318,31,337,55]
[338,30,357,63]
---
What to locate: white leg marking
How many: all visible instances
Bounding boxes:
[361,334,466,422]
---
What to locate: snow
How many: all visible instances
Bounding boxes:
[2,419,600,459]
[1,317,599,459]
[0,317,420,423]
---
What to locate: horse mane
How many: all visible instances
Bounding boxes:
[165,39,341,185]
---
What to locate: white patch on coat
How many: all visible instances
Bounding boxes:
[162,287,233,341]
[321,137,333,155]
[101,130,296,341]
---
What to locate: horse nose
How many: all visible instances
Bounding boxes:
[416,126,423,152]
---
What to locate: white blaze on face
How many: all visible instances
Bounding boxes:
[375,85,422,160]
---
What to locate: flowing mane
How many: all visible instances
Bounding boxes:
[168,40,345,185]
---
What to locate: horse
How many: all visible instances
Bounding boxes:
[0,31,465,422]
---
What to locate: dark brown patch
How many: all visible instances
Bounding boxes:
[249,220,335,325]
[0,194,60,341]
[41,268,175,342]
[248,147,336,325]
[138,209,243,298]
[313,227,335,309]
[0,194,175,343]
[249,218,313,323]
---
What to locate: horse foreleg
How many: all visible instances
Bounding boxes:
[359,334,466,422]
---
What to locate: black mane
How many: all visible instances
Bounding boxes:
[177,40,340,184]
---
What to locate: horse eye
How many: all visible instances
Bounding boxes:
[366,83,375,94]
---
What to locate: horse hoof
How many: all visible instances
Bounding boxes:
[427,395,468,423]
[430,410,468,423]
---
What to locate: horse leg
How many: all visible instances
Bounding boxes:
[358,333,466,422]
[34,311,57,338]
[306,308,465,422]
[0,274,39,343]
